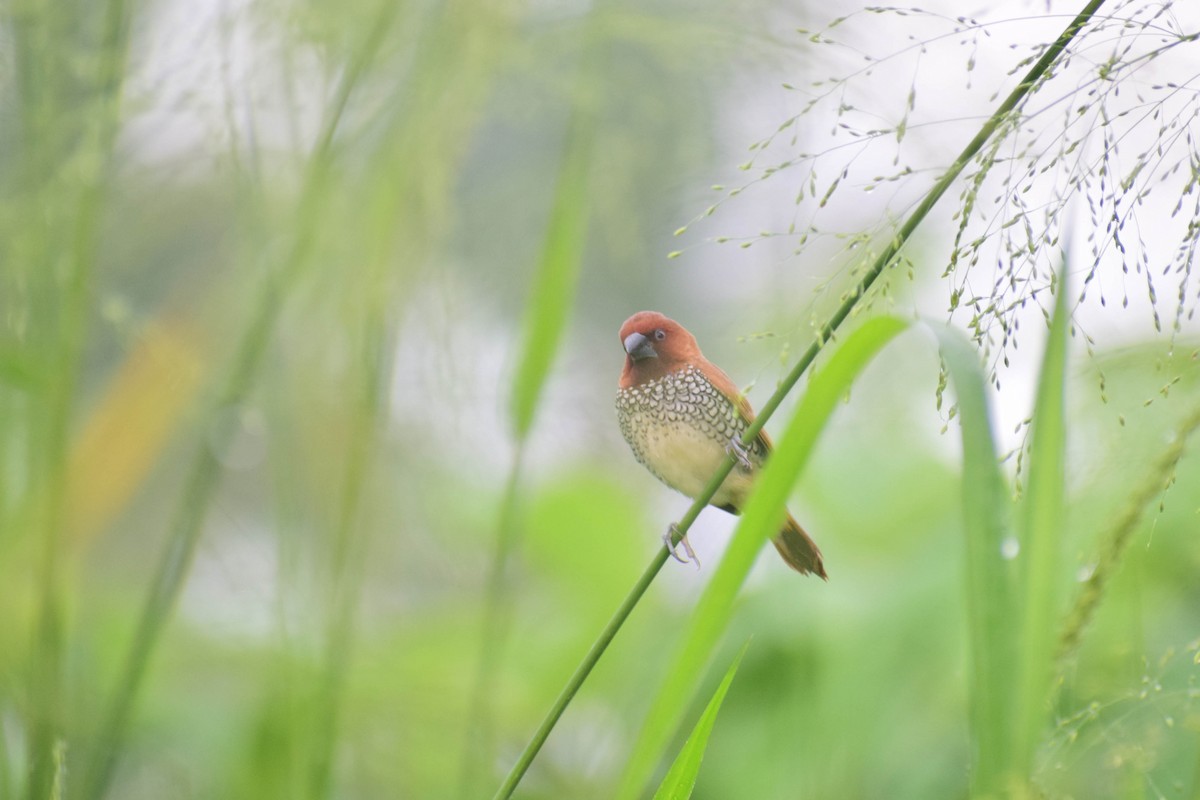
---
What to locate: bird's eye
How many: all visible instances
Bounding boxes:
[654,329,666,341]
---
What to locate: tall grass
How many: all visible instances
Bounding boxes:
[4,0,1199,798]
[498,261,1105,798]
[5,2,132,796]
[2,0,512,797]
[76,12,389,788]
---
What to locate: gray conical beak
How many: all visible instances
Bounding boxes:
[623,332,658,361]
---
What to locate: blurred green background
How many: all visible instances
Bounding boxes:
[0,0,1198,798]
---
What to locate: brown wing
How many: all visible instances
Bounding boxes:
[695,357,775,459]
[698,358,827,579]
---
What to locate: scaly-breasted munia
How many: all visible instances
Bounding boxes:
[615,311,827,578]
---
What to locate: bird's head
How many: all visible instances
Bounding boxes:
[618,311,701,388]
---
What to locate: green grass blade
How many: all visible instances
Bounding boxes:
[508,116,593,440]
[652,640,751,800]
[929,324,1018,795]
[615,316,910,800]
[1013,268,1071,780]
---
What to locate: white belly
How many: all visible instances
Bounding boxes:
[629,417,754,508]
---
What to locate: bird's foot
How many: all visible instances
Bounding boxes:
[725,437,753,471]
[664,523,701,570]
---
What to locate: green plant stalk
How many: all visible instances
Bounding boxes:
[20,1,133,796]
[27,302,75,800]
[493,2,1106,795]
[492,546,673,800]
[306,301,394,800]
[27,241,87,799]
[931,325,1017,796]
[1056,404,1200,668]
[508,112,594,440]
[78,8,396,793]
[1012,266,1070,782]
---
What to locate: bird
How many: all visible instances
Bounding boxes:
[614,311,827,578]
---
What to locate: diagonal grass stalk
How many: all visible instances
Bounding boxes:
[492,2,1107,796]
[1056,404,1200,669]
[491,547,673,800]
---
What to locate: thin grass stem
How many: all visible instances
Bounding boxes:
[1056,404,1200,668]
[306,302,394,800]
[492,548,672,800]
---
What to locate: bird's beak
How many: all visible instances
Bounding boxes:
[623,332,658,361]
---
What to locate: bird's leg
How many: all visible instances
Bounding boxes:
[663,523,701,570]
[725,436,753,471]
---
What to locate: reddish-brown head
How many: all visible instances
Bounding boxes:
[618,311,703,389]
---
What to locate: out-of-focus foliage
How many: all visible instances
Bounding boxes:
[653,640,749,800]
[0,0,1198,798]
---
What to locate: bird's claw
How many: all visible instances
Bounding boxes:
[726,437,753,471]
[664,523,701,570]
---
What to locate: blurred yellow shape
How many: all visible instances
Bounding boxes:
[67,317,206,546]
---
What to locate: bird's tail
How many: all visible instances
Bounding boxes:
[772,513,828,580]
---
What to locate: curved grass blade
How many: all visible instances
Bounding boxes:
[927,324,1018,795]
[653,640,751,800]
[508,116,593,440]
[1013,267,1070,780]
[615,316,910,800]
